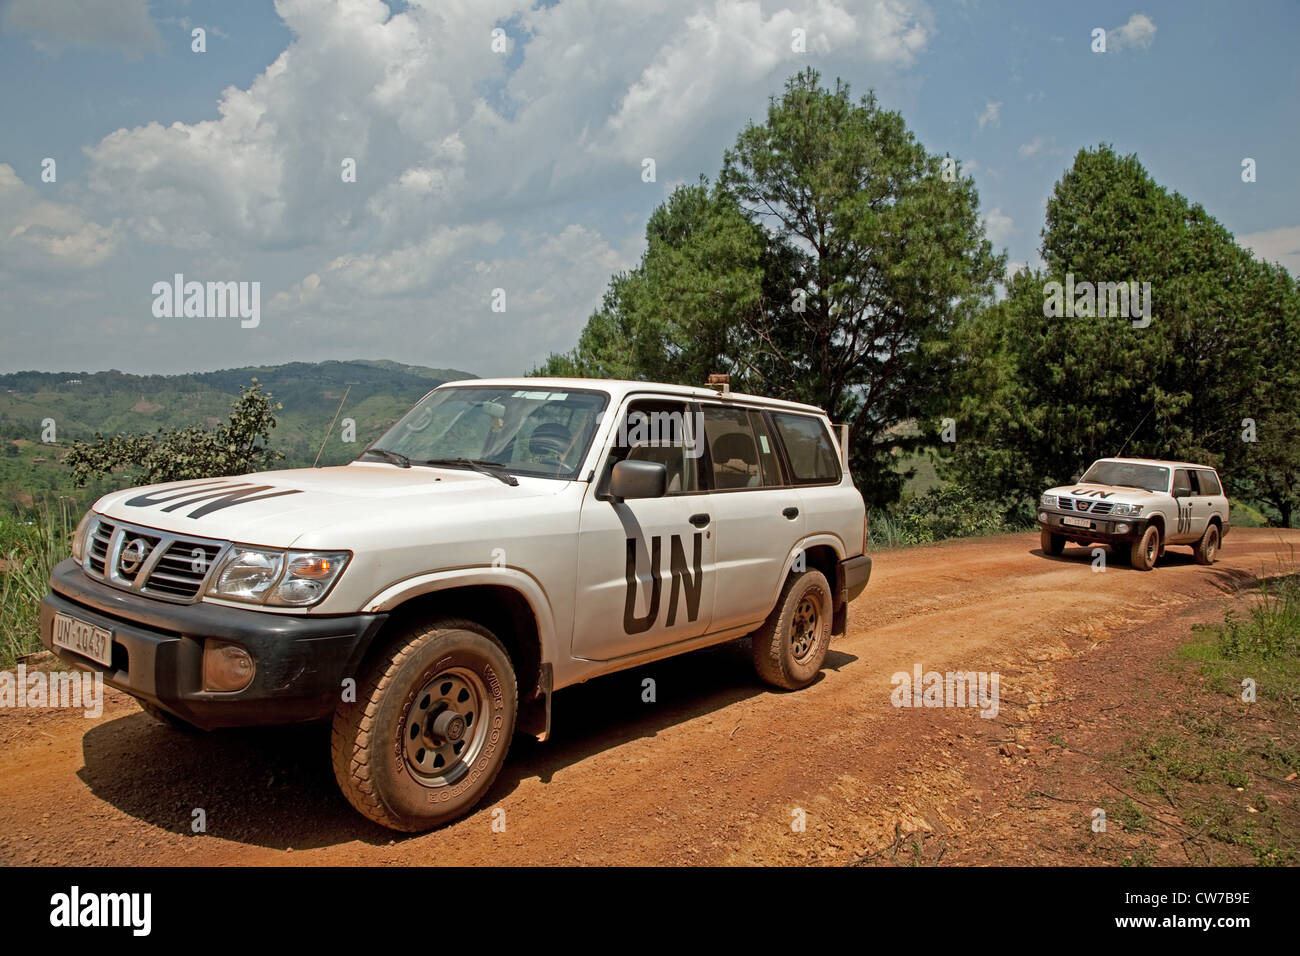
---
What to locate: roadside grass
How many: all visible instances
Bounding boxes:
[0,503,71,668]
[868,488,1034,552]
[1099,574,1300,865]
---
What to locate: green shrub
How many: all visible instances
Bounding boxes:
[1217,577,1300,662]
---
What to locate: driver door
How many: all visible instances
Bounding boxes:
[1170,468,1203,542]
[572,397,717,661]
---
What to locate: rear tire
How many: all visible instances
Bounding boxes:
[1130,524,1160,571]
[752,569,833,691]
[1193,523,1220,565]
[1040,528,1065,556]
[331,618,517,832]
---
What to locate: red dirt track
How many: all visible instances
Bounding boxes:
[2,527,1298,865]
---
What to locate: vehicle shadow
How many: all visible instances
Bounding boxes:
[1032,543,1202,571]
[1033,544,1290,592]
[77,638,858,850]
[1032,543,1127,567]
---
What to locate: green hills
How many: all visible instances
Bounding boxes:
[0,360,477,509]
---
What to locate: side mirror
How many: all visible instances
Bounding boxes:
[1070,473,1082,484]
[1173,487,1190,499]
[609,460,667,501]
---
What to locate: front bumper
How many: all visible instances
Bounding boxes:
[1037,510,1145,543]
[41,559,387,730]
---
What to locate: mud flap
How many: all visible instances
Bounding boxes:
[516,662,552,742]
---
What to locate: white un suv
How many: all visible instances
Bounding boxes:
[43,378,871,831]
[1038,457,1230,571]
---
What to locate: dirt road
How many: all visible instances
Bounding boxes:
[3,528,1298,866]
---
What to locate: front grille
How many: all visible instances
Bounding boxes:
[142,541,224,599]
[83,517,229,604]
[1060,498,1113,515]
[88,519,115,574]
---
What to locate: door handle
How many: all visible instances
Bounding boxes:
[689,513,711,528]
[782,507,799,520]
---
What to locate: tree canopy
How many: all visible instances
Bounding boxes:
[538,68,1004,507]
[944,145,1300,525]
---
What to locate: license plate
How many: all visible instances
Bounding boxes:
[52,613,113,667]
[1062,516,1092,528]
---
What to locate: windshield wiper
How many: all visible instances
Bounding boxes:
[422,457,519,486]
[360,447,411,468]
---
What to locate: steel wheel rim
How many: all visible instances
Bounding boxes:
[1146,534,1157,562]
[403,667,490,787]
[790,591,822,663]
[1207,528,1218,559]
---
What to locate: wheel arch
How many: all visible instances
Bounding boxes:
[352,570,554,708]
[774,534,846,634]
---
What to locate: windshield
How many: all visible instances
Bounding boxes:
[364,386,608,480]
[1079,460,1169,493]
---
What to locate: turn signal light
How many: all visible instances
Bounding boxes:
[288,555,336,579]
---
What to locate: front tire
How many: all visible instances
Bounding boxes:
[331,618,517,832]
[1040,528,1065,556]
[1194,523,1220,565]
[752,569,833,691]
[1130,524,1161,571]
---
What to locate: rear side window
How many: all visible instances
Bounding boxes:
[701,404,781,490]
[1197,470,1222,496]
[772,413,840,484]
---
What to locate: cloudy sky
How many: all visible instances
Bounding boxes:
[1,0,1297,377]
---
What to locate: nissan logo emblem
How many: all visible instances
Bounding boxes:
[119,537,150,576]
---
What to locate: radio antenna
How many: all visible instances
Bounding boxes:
[314,384,353,467]
[1115,403,1155,459]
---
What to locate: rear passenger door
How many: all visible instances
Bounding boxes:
[769,410,859,558]
[1196,469,1227,526]
[700,403,806,633]
[1187,468,1221,540]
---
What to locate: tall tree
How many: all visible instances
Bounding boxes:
[945,146,1300,523]
[535,178,768,386]
[539,69,1004,507]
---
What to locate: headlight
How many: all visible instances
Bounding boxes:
[70,510,95,563]
[207,547,350,607]
[212,548,284,602]
[1112,503,1143,516]
[1040,494,1057,508]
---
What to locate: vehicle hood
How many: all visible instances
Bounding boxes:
[94,462,566,547]
[1043,482,1164,505]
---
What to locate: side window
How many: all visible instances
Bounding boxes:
[701,404,775,490]
[772,412,841,484]
[1173,469,1194,496]
[1197,470,1222,496]
[603,399,699,495]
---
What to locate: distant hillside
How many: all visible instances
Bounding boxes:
[0,360,477,509]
